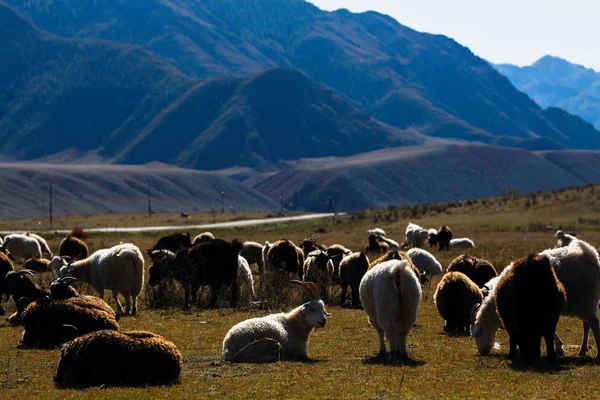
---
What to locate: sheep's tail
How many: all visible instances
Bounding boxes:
[118,246,145,296]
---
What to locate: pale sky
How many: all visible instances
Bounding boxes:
[309,0,600,71]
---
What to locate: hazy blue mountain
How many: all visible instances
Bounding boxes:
[496,56,600,129]
[7,0,600,150]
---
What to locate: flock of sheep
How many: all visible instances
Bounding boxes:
[0,223,598,388]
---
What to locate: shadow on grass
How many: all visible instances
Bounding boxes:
[362,352,425,367]
[480,353,594,373]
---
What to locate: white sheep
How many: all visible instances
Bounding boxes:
[24,232,53,259]
[449,238,475,249]
[555,230,576,248]
[2,234,42,261]
[368,228,387,237]
[238,255,255,298]
[359,259,422,362]
[55,243,145,316]
[406,248,442,275]
[222,281,330,362]
[471,239,600,358]
[405,222,429,249]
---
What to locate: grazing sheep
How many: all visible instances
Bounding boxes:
[427,229,438,248]
[266,239,305,279]
[55,330,182,387]
[24,233,53,259]
[447,254,497,288]
[405,222,429,249]
[23,258,52,274]
[407,248,443,276]
[555,230,576,248]
[437,226,453,251]
[299,239,328,258]
[433,272,484,335]
[238,255,255,298]
[339,252,369,307]
[360,259,422,362]
[449,238,475,249]
[149,232,191,254]
[59,236,89,261]
[19,294,119,348]
[0,251,15,315]
[365,232,390,254]
[495,254,566,364]
[1,234,42,261]
[240,240,264,271]
[471,240,600,358]
[148,239,242,308]
[326,244,352,281]
[222,281,330,362]
[0,270,49,324]
[302,250,335,301]
[56,243,145,316]
[193,231,215,245]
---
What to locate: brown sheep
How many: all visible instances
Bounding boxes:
[437,225,453,251]
[447,254,497,288]
[23,258,52,273]
[369,250,427,283]
[266,239,305,279]
[495,254,566,364]
[299,238,328,258]
[59,236,89,261]
[339,252,369,307]
[326,244,352,281]
[365,232,390,255]
[148,232,191,254]
[433,272,484,335]
[55,330,182,387]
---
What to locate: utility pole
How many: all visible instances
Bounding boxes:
[220,185,225,214]
[146,179,152,216]
[49,181,53,228]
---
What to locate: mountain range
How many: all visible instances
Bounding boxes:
[495,56,600,130]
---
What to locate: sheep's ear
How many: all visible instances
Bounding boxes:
[62,256,72,264]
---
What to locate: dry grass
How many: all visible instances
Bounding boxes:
[1,185,600,398]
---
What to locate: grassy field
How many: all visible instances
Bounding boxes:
[1,185,600,398]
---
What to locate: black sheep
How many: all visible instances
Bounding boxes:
[434,271,484,335]
[495,254,566,364]
[447,254,497,288]
[339,252,369,307]
[148,232,191,254]
[437,225,453,251]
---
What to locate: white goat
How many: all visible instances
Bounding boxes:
[56,243,145,316]
[222,281,330,362]
[405,223,429,249]
[471,239,600,358]
[24,232,53,259]
[407,248,442,275]
[359,259,422,362]
[2,234,42,261]
[555,230,576,248]
[449,238,476,249]
[238,255,255,298]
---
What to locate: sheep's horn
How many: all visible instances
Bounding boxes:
[290,280,320,300]
[470,303,481,325]
[52,277,77,287]
[16,269,37,276]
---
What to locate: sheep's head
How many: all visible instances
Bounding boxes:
[148,250,177,286]
[555,230,564,238]
[469,303,498,355]
[291,280,330,328]
[0,270,37,300]
[50,277,79,299]
[49,256,71,277]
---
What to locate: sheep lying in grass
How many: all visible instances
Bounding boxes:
[471,240,600,358]
[555,230,576,248]
[222,281,330,362]
[55,330,182,387]
[449,238,475,249]
[339,252,369,307]
[434,272,484,335]
[407,248,442,276]
[0,251,15,315]
[0,270,49,324]
[447,254,497,288]
[1,234,42,261]
[23,258,52,274]
[55,243,145,316]
[360,259,422,362]
[24,233,53,259]
[59,236,88,261]
[495,254,566,364]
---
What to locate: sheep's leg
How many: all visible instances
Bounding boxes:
[230,280,239,308]
[112,290,124,315]
[386,329,399,363]
[351,286,360,308]
[209,286,218,308]
[579,321,591,357]
[398,331,409,361]
[376,328,386,357]
[554,332,565,356]
[546,331,557,364]
[183,286,191,310]
[123,294,131,315]
[339,283,347,307]
[585,315,600,359]
[131,295,138,316]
